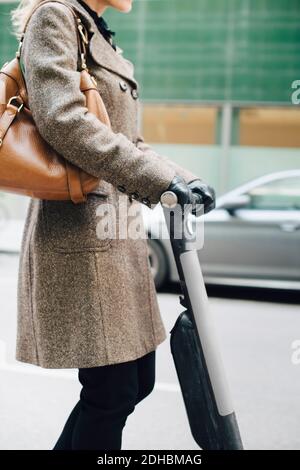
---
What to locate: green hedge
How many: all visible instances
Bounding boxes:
[1,1,300,103]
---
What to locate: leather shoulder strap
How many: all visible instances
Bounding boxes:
[16,0,89,72]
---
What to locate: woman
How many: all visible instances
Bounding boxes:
[11,0,215,450]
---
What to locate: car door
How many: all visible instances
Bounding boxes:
[199,175,300,283]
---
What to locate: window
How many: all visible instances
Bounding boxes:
[141,104,217,145]
[240,108,300,148]
[247,176,300,210]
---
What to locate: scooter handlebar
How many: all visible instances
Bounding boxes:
[160,190,202,209]
[160,190,178,208]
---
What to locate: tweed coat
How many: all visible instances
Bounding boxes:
[16,0,199,368]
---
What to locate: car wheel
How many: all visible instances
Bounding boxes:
[147,238,168,290]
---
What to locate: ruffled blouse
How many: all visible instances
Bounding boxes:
[77,0,117,51]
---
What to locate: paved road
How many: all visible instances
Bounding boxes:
[0,254,300,450]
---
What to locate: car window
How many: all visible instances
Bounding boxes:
[246,176,300,210]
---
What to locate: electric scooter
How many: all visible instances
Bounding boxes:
[160,189,243,450]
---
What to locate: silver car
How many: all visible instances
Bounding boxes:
[143,169,300,290]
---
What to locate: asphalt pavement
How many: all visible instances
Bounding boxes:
[0,254,300,450]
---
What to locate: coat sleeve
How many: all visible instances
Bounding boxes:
[135,133,201,184]
[20,2,176,206]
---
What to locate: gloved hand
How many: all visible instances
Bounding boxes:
[187,179,216,214]
[165,175,199,215]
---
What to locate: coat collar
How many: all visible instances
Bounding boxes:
[64,0,138,88]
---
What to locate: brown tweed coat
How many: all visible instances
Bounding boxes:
[16,0,199,368]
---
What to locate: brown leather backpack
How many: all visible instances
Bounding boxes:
[0,0,111,204]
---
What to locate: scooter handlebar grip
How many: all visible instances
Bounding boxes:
[160,190,178,208]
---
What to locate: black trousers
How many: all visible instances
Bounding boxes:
[53,350,156,450]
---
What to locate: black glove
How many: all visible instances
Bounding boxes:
[166,175,198,214]
[187,179,216,214]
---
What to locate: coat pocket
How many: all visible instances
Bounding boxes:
[42,192,115,253]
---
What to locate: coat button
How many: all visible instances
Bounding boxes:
[131,88,139,99]
[141,197,151,207]
[129,191,139,202]
[117,185,126,192]
[119,80,128,91]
